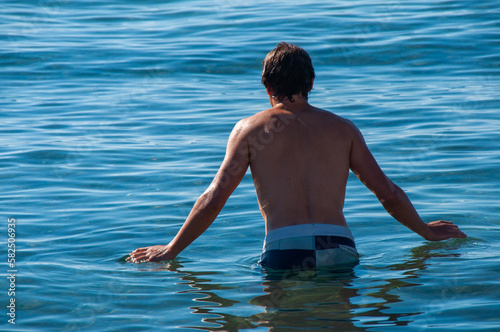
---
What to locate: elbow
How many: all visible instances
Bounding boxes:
[197,188,226,214]
[378,185,403,209]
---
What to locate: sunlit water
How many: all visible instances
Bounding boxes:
[1,0,499,331]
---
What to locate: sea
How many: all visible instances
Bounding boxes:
[1,0,499,331]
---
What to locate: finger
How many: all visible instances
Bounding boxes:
[127,253,136,262]
[435,220,452,225]
[449,224,466,236]
[137,252,149,261]
[129,248,150,260]
[131,252,148,262]
[145,248,158,259]
[448,227,466,238]
[126,256,137,263]
[131,247,148,254]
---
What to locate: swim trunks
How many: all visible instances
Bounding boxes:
[259,224,359,270]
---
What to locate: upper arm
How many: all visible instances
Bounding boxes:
[205,120,250,205]
[348,123,396,201]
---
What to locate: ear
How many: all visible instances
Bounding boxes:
[265,85,274,97]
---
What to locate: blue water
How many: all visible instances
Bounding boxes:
[1,0,499,330]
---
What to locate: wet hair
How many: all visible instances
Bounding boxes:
[261,42,315,102]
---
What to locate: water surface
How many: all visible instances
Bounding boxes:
[1,0,499,330]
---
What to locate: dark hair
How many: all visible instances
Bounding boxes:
[261,42,315,102]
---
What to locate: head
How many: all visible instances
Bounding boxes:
[261,42,315,102]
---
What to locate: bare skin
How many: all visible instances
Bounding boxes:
[128,89,466,263]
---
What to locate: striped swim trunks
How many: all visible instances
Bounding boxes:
[259,223,359,271]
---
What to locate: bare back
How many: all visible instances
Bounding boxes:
[240,104,355,232]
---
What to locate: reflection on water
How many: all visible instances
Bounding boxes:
[128,240,467,331]
[251,271,369,331]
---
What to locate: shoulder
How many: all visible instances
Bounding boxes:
[231,108,274,134]
[311,107,360,135]
[226,111,267,146]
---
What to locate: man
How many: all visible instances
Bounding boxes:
[128,42,466,270]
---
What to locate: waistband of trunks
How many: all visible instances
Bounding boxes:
[263,224,356,251]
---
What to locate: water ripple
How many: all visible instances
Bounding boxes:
[2,0,499,330]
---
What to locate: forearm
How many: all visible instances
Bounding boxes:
[380,185,431,240]
[167,191,225,258]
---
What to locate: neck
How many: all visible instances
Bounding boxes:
[270,94,311,112]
